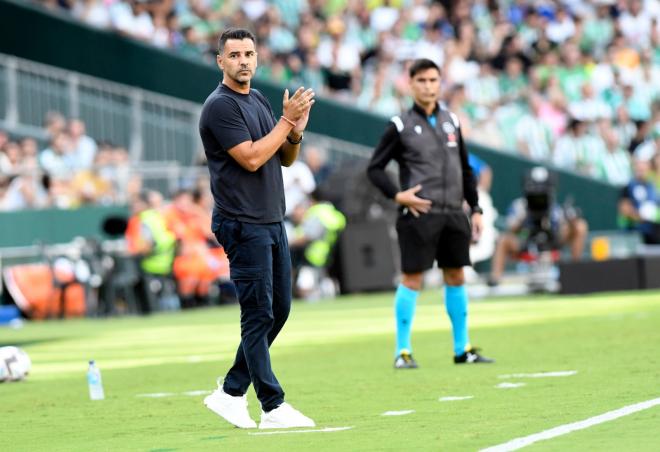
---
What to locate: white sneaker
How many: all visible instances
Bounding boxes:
[204,387,257,428]
[259,402,316,429]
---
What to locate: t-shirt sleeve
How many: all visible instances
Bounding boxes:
[208,96,252,152]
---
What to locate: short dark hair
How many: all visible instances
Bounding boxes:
[409,58,441,78]
[218,28,256,54]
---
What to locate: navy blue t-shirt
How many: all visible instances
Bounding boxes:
[199,83,285,224]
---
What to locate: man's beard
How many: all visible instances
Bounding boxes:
[233,68,253,85]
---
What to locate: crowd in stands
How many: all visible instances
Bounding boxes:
[0,115,142,211]
[33,0,660,185]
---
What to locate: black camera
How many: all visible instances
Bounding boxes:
[523,167,559,252]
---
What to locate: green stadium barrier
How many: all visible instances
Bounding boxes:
[0,0,620,230]
[0,205,128,248]
[468,143,620,230]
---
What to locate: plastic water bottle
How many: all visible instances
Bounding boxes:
[87,360,105,400]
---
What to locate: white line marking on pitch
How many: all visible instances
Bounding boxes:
[136,392,175,398]
[496,382,526,389]
[439,396,474,402]
[480,397,660,452]
[498,371,577,379]
[248,427,353,436]
[382,410,414,416]
[182,390,212,396]
[136,390,211,398]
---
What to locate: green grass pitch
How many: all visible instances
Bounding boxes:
[2,289,660,451]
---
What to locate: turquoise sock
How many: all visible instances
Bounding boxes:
[444,285,470,356]
[394,284,418,355]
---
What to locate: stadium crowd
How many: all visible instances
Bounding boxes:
[31,0,660,185]
[0,116,140,210]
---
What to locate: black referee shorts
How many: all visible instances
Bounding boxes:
[395,211,472,274]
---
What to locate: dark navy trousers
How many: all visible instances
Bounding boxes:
[213,216,292,412]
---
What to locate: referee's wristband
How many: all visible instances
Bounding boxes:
[471,206,483,215]
[287,132,303,145]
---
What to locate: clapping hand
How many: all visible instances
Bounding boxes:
[283,87,315,124]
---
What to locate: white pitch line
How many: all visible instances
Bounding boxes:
[481,397,660,452]
[496,382,526,389]
[498,371,577,379]
[136,390,211,398]
[182,390,212,396]
[136,392,175,398]
[248,427,353,436]
[439,396,474,402]
[382,410,414,416]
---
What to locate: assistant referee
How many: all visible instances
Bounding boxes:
[367,58,494,368]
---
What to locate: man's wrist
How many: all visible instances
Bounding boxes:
[471,206,483,215]
[280,115,296,127]
[287,131,303,145]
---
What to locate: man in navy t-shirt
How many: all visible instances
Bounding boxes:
[199,28,316,429]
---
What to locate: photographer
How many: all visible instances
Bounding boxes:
[618,157,660,245]
[488,167,588,286]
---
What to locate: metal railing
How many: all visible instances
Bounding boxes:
[0,52,374,167]
[0,52,203,165]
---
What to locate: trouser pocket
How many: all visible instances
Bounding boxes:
[231,266,266,309]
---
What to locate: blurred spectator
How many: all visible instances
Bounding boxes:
[44,111,66,139]
[125,190,178,313]
[619,0,653,50]
[553,118,595,175]
[48,175,77,208]
[597,125,633,186]
[73,0,111,29]
[282,158,316,217]
[0,131,8,152]
[163,189,228,308]
[19,137,40,170]
[0,141,23,175]
[619,157,660,244]
[536,89,568,139]
[69,153,115,205]
[39,131,77,177]
[302,145,332,186]
[288,190,345,299]
[568,84,612,122]
[1,173,49,210]
[613,106,637,152]
[68,119,98,169]
[468,154,497,267]
[316,16,362,96]
[633,124,660,161]
[515,93,553,161]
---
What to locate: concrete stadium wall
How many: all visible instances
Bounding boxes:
[0,0,619,230]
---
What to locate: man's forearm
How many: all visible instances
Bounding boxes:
[231,119,294,171]
[250,119,295,167]
[280,130,303,166]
